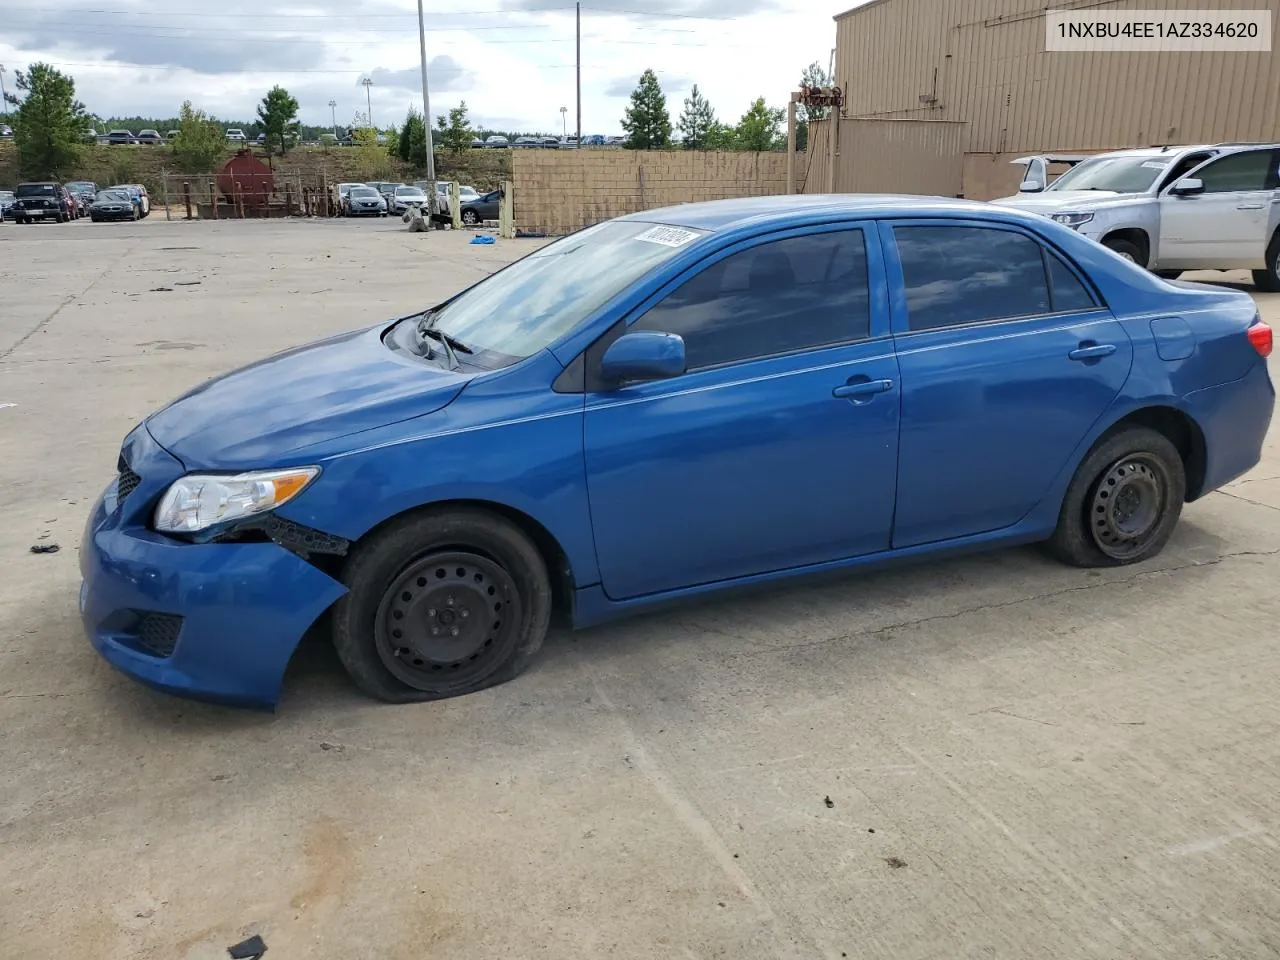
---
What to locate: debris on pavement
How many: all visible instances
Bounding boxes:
[149,286,174,293]
[29,544,60,554]
[470,235,497,245]
[884,857,907,869]
[227,933,268,959]
[823,796,834,808]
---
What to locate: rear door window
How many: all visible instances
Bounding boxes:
[893,226,1051,330]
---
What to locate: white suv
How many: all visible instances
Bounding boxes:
[994,142,1280,291]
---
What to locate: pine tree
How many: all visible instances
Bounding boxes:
[621,69,672,150]
[6,63,91,179]
[399,108,429,169]
[734,98,784,152]
[171,100,226,173]
[256,85,300,155]
[436,101,473,154]
[677,84,717,150]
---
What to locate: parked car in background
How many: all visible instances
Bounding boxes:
[994,141,1280,291]
[335,183,365,209]
[0,190,16,220]
[0,124,14,140]
[581,134,605,147]
[343,186,387,216]
[11,182,73,222]
[391,185,430,215]
[485,135,510,149]
[226,128,247,142]
[90,188,142,222]
[166,130,179,141]
[136,129,163,145]
[106,130,134,145]
[559,137,579,149]
[123,184,151,217]
[66,181,98,214]
[83,127,100,143]
[318,133,339,146]
[512,136,540,148]
[459,188,501,225]
[367,182,401,207]
[605,135,626,146]
[470,136,486,149]
[539,136,559,149]
[77,195,1275,709]
[458,185,480,202]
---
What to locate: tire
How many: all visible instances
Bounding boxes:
[90,215,99,223]
[461,209,479,226]
[1102,237,1143,265]
[1044,426,1185,568]
[1154,270,1182,280]
[332,508,553,703]
[1253,234,1280,293]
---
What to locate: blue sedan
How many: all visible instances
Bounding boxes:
[80,196,1275,709]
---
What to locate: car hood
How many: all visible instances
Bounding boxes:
[146,322,468,470]
[992,190,1150,213]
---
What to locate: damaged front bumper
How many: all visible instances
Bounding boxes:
[79,425,348,709]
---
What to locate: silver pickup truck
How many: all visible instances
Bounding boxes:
[994,142,1280,291]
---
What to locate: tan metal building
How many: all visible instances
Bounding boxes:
[833,0,1280,198]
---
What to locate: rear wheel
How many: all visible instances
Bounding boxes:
[1155,269,1182,281]
[1253,235,1280,292]
[332,509,553,703]
[462,209,479,226]
[1044,426,1185,567]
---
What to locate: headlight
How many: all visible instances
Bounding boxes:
[154,467,319,534]
[1051,211,1094,227]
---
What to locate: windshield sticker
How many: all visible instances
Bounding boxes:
[635,226,700,248]
[1141,160,1171,169]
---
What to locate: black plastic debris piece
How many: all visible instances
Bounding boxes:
[227,934,267,959]
[150,286,174,292]
[884,856,907,869]
[823,796,834,809]
[29,543,60,554]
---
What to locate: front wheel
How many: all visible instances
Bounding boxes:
[332,509,553,703]
[1044,426,1185,567]
[461,209,479,226]
[1253,235,1280,292]
[1102,237,1143,266]
[1154,269,1182,280]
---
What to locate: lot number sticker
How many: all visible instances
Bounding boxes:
[635,226,701,248]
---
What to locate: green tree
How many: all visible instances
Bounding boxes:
[677,84,717,150]
[621,69,672,150]
[398,108,429,169]
[352,126,394,179]
[797,60,832,152]
[6,63,91,179]
[734,97,784,152]
[171,100,227,173]
[704,121,736,150]
[256,85,300,155]
[436,101,473,154]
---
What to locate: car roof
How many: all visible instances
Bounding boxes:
[621,194,1038,231]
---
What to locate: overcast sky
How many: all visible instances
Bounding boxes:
[2,0,853,135]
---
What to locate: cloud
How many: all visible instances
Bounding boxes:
[508,0,781,16]
[368,56,471,94]
[605,71,693,98]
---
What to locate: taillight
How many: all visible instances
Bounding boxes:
[1247,320,1273,358]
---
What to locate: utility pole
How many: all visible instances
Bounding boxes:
[560,106,567,138]
[575,2,581,145]
[0,65,8,117]
[328,99,338,136]
[361,77,374,130]
[417,0,436,184]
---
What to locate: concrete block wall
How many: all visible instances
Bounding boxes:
[512,150,790,235]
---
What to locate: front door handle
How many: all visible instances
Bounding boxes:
[1068,343,1117,361]
[1237,203,1265,210]
[833,378,893,399]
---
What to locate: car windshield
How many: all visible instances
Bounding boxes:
[16,184,56,197]
[97,190,131,201]
[396,187,425,197]
[351,187,378,197]
[1047,156,1171,193]
[427,220,707,364]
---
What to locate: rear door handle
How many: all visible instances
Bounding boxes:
[1237,203,1265,210]
[1068,343,1117,361]
[833,378,893,399]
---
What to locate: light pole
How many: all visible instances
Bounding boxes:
[328,99,337,136]
[560,105,567,138]
[0,65,8,117]
[360,77,374,130]
[417,0,436,184]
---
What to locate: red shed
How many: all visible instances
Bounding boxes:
[216,150,274,210]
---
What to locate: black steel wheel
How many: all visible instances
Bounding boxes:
[333,508,553,703]
[1044,425,1185,567]
[373,551,522,690]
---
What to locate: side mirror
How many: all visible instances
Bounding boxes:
[1170,177,1204,196]
[600,331,686,385]
[1019,157,1048,193]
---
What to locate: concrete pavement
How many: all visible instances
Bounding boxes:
[1,215,1277,960]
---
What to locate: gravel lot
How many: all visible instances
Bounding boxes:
[2,214,1278,960]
